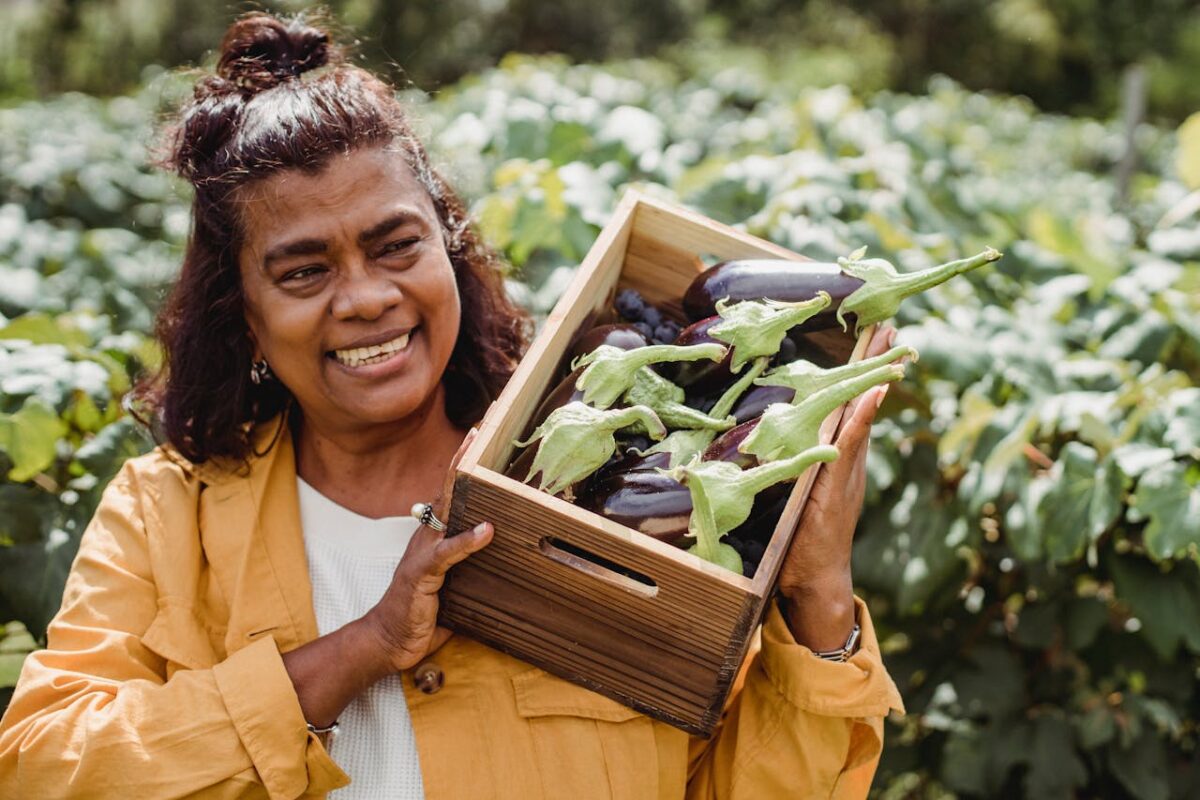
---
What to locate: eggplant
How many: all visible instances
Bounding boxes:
[568,323,650,362]
[683,260,859,326]
[596,447,674,480]
[582,467,693,546]
[703,419,760,470]
[730,384,795,425]
[664,317,735,393]
[683,249,1003,335]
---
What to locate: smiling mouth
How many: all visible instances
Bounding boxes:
[329,330,414,368]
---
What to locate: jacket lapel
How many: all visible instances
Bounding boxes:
[197,419,321,657]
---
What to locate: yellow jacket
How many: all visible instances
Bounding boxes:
[0,421,903,799]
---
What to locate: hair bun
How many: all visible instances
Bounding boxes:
[216,12,338,93]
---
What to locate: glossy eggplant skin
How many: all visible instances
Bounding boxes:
[568,323,651,362]
[682,260,864,328]
[730,384,795,425]
[661,316,735,393]
[582,467,693,546]
[702,418,760,470]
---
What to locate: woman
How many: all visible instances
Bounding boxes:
[0,11,902,799]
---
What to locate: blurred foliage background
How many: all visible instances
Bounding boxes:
[2,1,1200,798]
[3,0,1200,122]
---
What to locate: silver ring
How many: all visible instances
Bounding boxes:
[410,502,447,531]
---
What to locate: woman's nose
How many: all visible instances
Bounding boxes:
[330,265,404,321]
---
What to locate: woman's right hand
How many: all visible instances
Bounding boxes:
[362,428,494,673]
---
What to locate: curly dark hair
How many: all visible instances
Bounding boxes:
[135,10,532,464]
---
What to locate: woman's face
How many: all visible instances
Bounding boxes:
[237,146,461,433]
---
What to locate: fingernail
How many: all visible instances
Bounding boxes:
[472,521,490,537]
[875,386,888,409]
[887,328,897,346]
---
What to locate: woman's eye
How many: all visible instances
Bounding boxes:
[380,237,421,256]
[282,266,324,283]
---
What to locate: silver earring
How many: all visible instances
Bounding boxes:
[249,359,273,385]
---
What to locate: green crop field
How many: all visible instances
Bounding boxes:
[1,50,1198,797]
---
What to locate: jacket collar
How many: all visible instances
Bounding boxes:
[188,416,321,653]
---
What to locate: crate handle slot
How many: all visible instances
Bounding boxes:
[538,537,659,598]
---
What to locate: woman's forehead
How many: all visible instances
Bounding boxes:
[238,147,435,245]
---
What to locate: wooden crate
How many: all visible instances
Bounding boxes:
[442,190,871,736]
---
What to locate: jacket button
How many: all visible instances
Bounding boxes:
[413,661,444,695]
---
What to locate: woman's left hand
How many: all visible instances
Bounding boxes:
[775,324,896,652]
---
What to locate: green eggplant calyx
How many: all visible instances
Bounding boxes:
[680,464,744,574]
[756,344,918,397]
[666,444,840,542]
[623,367,733,433]
[741,361,906,462]
[710,293,832,373]
[513,402,666,495]
[641,360,769,467]
[644,428,717,467]
[573,343,728,409]
[835,247,1002,335]
[711,357,771,419]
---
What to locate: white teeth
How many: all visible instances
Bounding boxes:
[333,331,411,367]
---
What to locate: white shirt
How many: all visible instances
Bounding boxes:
[297,476,425,800]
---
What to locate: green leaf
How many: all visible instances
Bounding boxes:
[1076,706,1116,749]
[953,643,1026,719]
[0,653,28,689]
[1037,443,1123,563]
[1063,598,1109,651]
[939,728,987,795]
[1108,732,1170,800]
[1024,714,1086,798]
[1128,461,1200,562]
[0,398,69,482]
[0,314,91,347]
[1176,111,1200,190]
[1013,601,1057,649]
[1108,556,1200,659]
[0,621,37,654]
[1163,388,1200,459]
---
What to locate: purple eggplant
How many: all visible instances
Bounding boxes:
[663,316,735,393]
[582,465,693,546]
[683,260,859,327]
[568,323,650,362]
[730,384,795,425]
[702,419,760,470]
[684,249,1003,335]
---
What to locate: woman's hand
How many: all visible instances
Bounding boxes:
[775,325,896,652]
[363,428,494,673]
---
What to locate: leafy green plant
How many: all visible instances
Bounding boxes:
[1,54,1198,797]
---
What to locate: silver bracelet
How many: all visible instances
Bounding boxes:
[812,624,861,662]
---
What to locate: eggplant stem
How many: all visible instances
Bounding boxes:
[892,248,1002,298]
[758,345,916,395]
[738,444,840,496]
[712,357,770,418]
[742,362,906,460]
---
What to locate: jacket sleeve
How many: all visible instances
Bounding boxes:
[686,596,904,799]
[0,462,350,800]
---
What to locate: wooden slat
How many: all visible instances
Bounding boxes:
[630,197,809,263]
[450,471,750,640]
[466,193,639,476]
